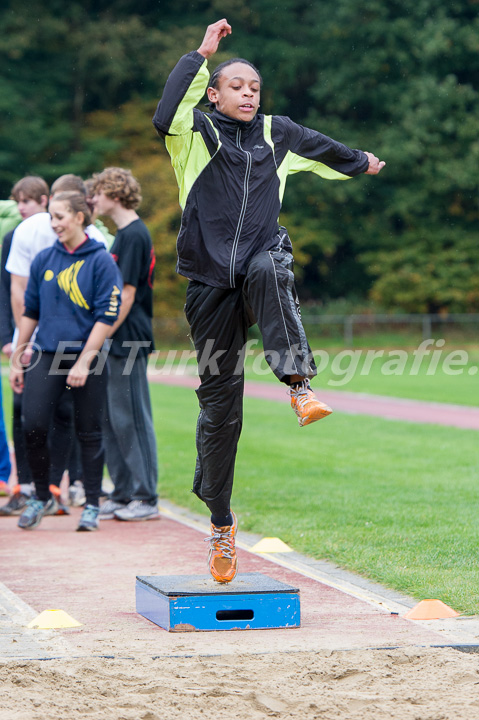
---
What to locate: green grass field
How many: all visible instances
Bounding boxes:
[241,342,479,406]
[150,382,479,615]
[149,344,479,406]
[2,364,477,614]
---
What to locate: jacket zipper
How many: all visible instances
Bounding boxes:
[229,127,252,288]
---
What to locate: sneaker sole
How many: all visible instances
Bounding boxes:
[76,525,99,532]
[297,408,333,427]
[18,516,45,530]
[113,513,160,522]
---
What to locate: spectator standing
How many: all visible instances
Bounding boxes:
[1,174,110,515]
[0,177,49,509]
[10,191,121,531]
[92,167,159,522]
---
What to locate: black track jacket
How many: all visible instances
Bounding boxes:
[153,51,369,289]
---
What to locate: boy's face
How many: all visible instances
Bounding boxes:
[17,192,47,220]
[91,189,117,217]
[207,62,261,122]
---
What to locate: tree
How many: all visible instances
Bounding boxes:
[1,0,478,313]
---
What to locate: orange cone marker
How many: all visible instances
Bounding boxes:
[404,599,460,620]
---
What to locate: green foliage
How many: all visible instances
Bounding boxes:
[0,0,477,313]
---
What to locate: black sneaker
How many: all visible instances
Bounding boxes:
[0,487,31,516]
[17,497,57,530]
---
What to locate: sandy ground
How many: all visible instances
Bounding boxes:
[2,499,479,719]
[1,646,479,719]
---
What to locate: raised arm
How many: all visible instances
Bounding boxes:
[152,19,231,138]
[197,18,232,59]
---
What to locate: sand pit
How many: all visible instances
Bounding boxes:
[1,646,479,719]
[2,504,479,719]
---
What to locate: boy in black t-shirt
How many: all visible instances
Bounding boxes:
[92,168,158,521]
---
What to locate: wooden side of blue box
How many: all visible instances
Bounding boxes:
[136,580,300,632]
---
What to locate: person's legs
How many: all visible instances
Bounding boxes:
[186,281,249,523]
[14,388,32,485]
[48,388,75,487]
[0,389,32,514]
[45,388,76,514]
[103,354,158,512]
[67,435,85,507]
[243,247,316,383]
[0,376,11,490]
[102,358,133,505]
[71,368,107,508]
[185,281,249,583]
[244,246,332,426]
[18,353,66,529]
[22,353,68,500]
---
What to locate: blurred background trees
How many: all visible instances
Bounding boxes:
[1,0,478,316]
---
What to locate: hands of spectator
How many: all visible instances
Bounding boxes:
[1,342,13,358]
[66,360,90,389]
[9,366,24,394]
[20,344,33,366]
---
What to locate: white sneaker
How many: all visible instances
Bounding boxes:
[114,500,159,522]
[98,498,128,520]
[69,480,86,507]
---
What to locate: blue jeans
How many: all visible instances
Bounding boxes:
[0,377,12,482]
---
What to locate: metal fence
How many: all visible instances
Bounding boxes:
[301,313,479,344]
[153,313,479,347]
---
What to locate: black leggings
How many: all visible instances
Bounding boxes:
[22,352,107,506]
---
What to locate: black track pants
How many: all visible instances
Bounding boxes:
[22,352,107,506]
[184,247,316,518]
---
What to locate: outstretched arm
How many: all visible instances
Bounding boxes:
[197,18,232,59]
[363,152,386,174]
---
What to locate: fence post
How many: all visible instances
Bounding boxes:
[344,316,354,345]
[422,315,432,340]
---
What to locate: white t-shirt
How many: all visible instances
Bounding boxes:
[6,212,108,277]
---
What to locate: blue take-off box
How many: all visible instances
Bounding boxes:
[136,573,300,632]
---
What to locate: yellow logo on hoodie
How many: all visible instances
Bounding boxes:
[57,260,89,309]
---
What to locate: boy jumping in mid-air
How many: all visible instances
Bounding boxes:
[153,19,385,583]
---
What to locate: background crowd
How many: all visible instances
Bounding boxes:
[0,169,158,531]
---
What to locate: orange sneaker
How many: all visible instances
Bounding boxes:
[290,380,333,427]
[206,512,238,583]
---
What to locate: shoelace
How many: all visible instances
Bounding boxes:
[127,501,143,511]
[25,498,46,514]
[82,505,99,521]
[204,527,235,559]
[290,382,311,409]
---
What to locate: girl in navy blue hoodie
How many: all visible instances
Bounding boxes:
[10,191,122,531]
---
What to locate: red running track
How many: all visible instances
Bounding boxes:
[148,371,479,430]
